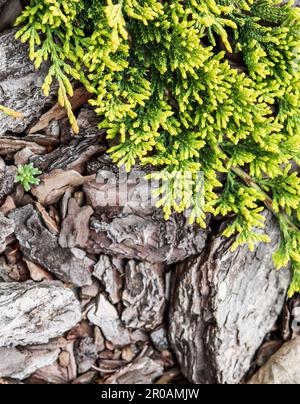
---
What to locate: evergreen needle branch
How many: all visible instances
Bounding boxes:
[217,143,299,232]
[229,163,275,214]
[218,144,300,296]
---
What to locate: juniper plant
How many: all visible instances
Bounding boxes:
[15,0,300,295]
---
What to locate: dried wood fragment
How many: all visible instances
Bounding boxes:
[59,198,93,249]
[9,205,93,286]
[0,137,46,156]
[255,340,283,368]
[93,255,124,304]
[0,163,16,202]
[31,137,104,174]
[75,337,98,374]
[71,371,97,384]
[8,349,60,380]
[122,261,165,331]
[105,356,164,384]
[249,338,300,384]
[0,281,81,347]
[24,259,53,282]
[28,87,91,134]
[169,212,290,384]
[0,29,56,134]
[36,202,60,235]
[0,348,25,377]
[87,294,131,347]
[31,170,96,206]
[29,342,77,384]
[0,196,16,215]
[14,147,35,166]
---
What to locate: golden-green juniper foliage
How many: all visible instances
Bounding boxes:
[15,0,300,296]
[0,105,23,118]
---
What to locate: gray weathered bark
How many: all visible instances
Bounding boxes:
[0,29,55,134]
[105,356,164,384]
[0,347,60,380]
[31,136,103,174]
[0,281,81,347]
[0,159,16,202]
[169,212,290,384]
[75,337,98,374]
[122,261,166,331]
[9,205,93,286]
[93,255,124,304]
[59,198,94,249]
[0,347,26,377]
[249,338,300,384]
[87,293,132,347]
[0,213,14,253]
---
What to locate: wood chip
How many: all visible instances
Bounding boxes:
[0,347,60,380]
[0,196,16,215]
[0,29,56,135]
[105,356,164,384]
[87,294,131,347]
[59,198,93,249]
[24,259,53,282]
[249,338,300,384]
[32,170,96,206]
[93,255,124,304]
[58,351,70,368]
[0,164,16,202]
[0,213,15,253]
[36,202,60,235]
[169,211,290,384]
[0,137,46,156]
[9,205,93,287]
[0,281,81,347]
[122,261,165,331]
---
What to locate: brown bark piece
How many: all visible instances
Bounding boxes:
[31,170,95,206]
[59,198,93,249]
[169,212,290,384]
[9,205,93,286]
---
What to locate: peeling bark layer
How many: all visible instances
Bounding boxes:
[122,261,166,331]
[0,281,81,347]
[0,161,16,202]
[0,29,55,134]
[31,136,103,174]
[9,205,93,286]
[169,213,291,384]
[249,338,300,384]
[106,356,164,384]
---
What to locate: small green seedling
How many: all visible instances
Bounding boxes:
[15,164,42,192]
